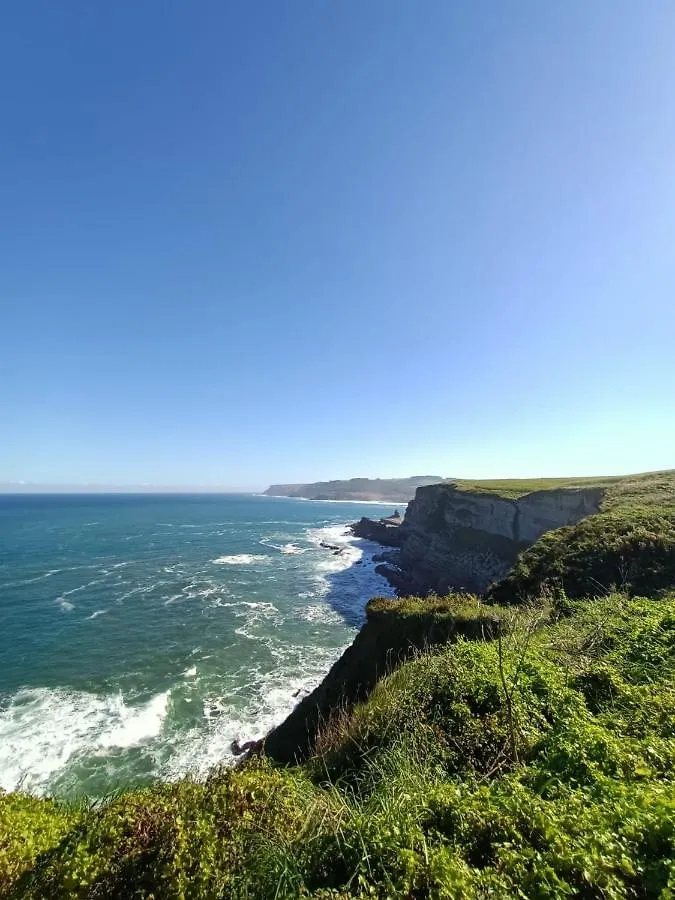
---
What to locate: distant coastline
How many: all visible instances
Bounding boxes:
[257,494,400,506]
[263,475,443,504]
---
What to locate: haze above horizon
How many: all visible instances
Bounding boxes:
[3,2,674,488]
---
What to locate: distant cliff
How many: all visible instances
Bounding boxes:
[263,476,443,503]
[355,481,604,595]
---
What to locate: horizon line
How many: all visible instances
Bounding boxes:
[0,485,262,494]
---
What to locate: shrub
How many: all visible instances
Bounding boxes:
[0,793,79,894]
[489,511,675,604]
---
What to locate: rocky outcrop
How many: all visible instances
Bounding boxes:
[350,516,403,546]
[361,483,604,595]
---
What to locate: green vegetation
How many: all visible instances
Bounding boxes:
[366,591,502,622]
[489,510,675,604]
[0,794,78,891]
[2,471,675,897]
[597,470,675,514]
[448,474,621,499]
[264,593,503,765]
[448,468,674,503]
[445,468,674,501]
[2,591,674,898]
[487,470,675,604]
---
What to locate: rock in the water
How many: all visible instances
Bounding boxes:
[350,517,403,546]
[230,738,259,756]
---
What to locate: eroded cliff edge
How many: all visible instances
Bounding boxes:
[264,595,501,764]
[354,482,604,595]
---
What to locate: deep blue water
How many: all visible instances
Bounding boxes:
[0,493,396,797]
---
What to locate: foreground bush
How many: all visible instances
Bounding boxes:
[0,794,80,892]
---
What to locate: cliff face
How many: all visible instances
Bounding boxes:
[380,484,604,595]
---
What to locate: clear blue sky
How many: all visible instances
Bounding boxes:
[2,1,674,490]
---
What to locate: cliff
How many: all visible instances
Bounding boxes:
[357,481,604,595]
[263,594,502,764]
[263,475,443,502]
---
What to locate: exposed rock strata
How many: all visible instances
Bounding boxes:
[354,484,603,595]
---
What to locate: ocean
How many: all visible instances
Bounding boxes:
[0,493,397,798]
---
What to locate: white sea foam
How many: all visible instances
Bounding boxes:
[0,524,386,795]
[240,600,277,611]
[300,603,343,625]
[87,609,107,619]
[0,689,171,795]
[259,538,309,554]
[161,648,344,782]
[212,554,269,565]
[306,524,364,576]
[0,569,62,589]
[164,581,224,605]
[303,523,396,616]
[97,692,170,749]
[54,574,112,611]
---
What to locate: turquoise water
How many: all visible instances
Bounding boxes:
[0,493,396,797]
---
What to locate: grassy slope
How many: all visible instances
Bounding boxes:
[486,470,675,604]
[2,469,675,898]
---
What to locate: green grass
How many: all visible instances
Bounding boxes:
[447,474,620,499]
[365,591,506,624]
[443,468,675,505]
[600,470,675,514]
[486,471,675,604]
[264,593,505,765]
[416,470,675,603]
[3,592,674,898]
